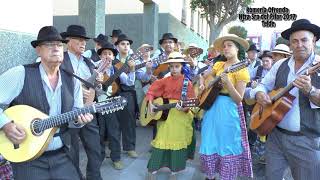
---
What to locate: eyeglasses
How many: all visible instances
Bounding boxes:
[40,42,64,48]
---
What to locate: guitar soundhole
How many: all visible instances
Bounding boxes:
[30,119,44,136]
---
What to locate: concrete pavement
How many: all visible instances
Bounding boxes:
[79,126,293,180]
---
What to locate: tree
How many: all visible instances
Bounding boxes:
[190,0,253,44]
[228,26,248,39]
[228,26,248,60]
[276,37,289,46]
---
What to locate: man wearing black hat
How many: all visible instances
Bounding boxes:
[113,33,139,163]
[96,41,137,169]
[152,33,177,61]
[110,29,122,45]
[60,24,103,180]
[246,43,262,75]
[83,33,108,63]
[0,26,93,180]
[251,19,320,180]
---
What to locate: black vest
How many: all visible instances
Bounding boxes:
[90,49,100,62]
[253,59,262,68]
[254,65,264,80]
[275,58,320,138]
[10,63,75,148]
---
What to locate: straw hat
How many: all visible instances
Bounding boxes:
[207,44,215,51]
[271,44,291,55]
[183,43,203,55]
[213,34,249,52]
[162,52,189,64]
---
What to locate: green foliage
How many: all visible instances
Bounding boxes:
[190,0,254,20]
[228,26,248,39]
[276,37,289,46]
[247,39,254,46]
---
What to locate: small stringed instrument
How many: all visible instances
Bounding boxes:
[99,45,154,99]
[250,62,320,136]
[140,97,199,126]
[192,65,209,97]
[153,48,203,77]
[0,96,127,163]
[198,60,250,110]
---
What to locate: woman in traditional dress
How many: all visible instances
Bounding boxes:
[145,51,196,180]
[199,34,253,180]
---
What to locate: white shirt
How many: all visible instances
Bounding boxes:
[250,53,319,131]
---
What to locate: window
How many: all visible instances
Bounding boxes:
[190,10,195,30]
[181,0,186,24]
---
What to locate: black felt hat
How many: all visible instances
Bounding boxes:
[281,19,320,40]
[97,41,118,56]
[93,34,108,44]
[110,29,122,37]
[159,33,178,45]
[114,33,133,45]
[60,25,91,39]
[31,26,68,48]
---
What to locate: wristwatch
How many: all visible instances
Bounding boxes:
[308,86,317,97]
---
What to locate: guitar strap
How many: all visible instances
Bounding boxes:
[61,68,96,89]
[181,76,189,100]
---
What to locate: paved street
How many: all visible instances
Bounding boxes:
[79,126,293,180]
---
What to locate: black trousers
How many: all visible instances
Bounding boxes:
[118,91,136,151]
[12,148,80,180]
[100,92,136,162]
[70,118,103,180]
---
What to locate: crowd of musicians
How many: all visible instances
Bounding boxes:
[1,18,320,180]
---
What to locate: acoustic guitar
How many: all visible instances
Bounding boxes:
[0,96,127,163]
[140,97,199,126]
[198,60,250,110]
[250,62,320,136]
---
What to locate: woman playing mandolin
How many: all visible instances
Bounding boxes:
[145,52,196,180]
[198,34,253,180]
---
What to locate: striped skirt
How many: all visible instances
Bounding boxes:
[0,155,13,180]
[199,96,253,180]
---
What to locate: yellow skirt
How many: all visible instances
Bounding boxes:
[151,102,194,150]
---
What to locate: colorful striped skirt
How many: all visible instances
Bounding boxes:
[0,155,13,180]
[199,95,253,180]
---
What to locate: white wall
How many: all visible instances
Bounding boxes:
[54,0,144,15]
[0,0,53,34]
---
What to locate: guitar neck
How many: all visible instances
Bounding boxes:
[191,66,209,83]
[206,76,222,89]
[271,81,295,102]
[135,61,147,70]
[154,103,177,112]
[103,65,127,87]
[39,105,96,132]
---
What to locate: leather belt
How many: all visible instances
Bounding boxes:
[42,147,64,156]
[276,126,303,136]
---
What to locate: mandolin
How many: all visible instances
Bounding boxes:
[250,61,320,136]
[0,96,127,163]
[139,97,199,126]
[198,60,250,110]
